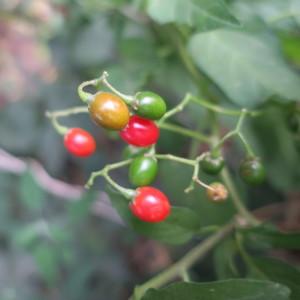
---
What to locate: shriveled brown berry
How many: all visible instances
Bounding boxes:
[206,182,228,202]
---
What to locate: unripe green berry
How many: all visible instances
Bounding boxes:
[239,156,266,185]
[134,91,166,120]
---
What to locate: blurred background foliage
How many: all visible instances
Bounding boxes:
[0,0,300,299]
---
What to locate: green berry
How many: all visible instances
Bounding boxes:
[200,152,225,175]
[129,156,158,187]
[134,91,166,120]
[239,156,266,185]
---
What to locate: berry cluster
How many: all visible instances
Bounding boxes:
[47,72,266,224]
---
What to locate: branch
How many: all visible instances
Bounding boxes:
[0,148,123,224]
[131,221,235,300]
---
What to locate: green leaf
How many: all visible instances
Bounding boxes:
[280,34,300,67]
[33,243,59,284]
[68,191,97,222]
[19,171,45,210]
[142,279,290,300]
[244,107,300,191]
[241,224,300,249]
[188,29,300,107]
[213,238,239,279]
[252,257,300,300]
[146,0,239,30]
[232,0,300,27]
[107,187,201,244]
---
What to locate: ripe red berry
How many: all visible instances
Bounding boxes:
[119,115,159,147]
[130,187,171,222]
[64,128,96,157]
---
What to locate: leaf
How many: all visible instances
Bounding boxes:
[252,257,300,300]
[146,0,239,30]
[188,29,300,107]
[232,0,300,27]
[68,191,97,222]
[213,238,239,279]
[241,224,300,249]
[107,187,201,244]
[244,106,300,191]
[33,243,60,284]
[142,279,290,300]
[19,171,45,211]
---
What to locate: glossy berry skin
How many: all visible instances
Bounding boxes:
[130,187,171,223]
[135,91,167,120]
[89,92,130,130]
[200,152,224,175]
[206,182,228,203]
[239,156,266,185]
[129,156,158,187]
[120,115,160,147]
[64,128,96,157]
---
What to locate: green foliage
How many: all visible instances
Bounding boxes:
[2,0,300,299]
[146,0,240,30]
[252,257,300,300]
[188,30,300,107]
[19,171,45,211]
[240,224,300,250]
[142,280,290,300]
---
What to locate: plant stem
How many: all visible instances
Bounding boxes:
[101,72,135,104]
[190,96,262,117]
[238,133,255,157]
[158,93,192,123]
[45,106,88,118]
[85,159,134,199]
[159,122,211,143]
[221,168,260,226]
[46,106,89,135]
[155,154,195,166]
[131,221,234,300]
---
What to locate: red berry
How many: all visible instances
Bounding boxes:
[64,128,96,157]
[130,187,171,222]
[119,115,159,147]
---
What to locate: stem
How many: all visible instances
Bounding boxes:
[159,122,211,143]
[45,106,88,118]
[221,168,260,226]
[105,173,135,199]
[101,72,135,104]
[85,159,134,199]
[180,270,190,282]
[211,109,253,155]
[155,154,195,166]
[168,26,208,95]
[46,106,89,135]
[48,117,68,135]
[237,133,255,157]
[77,71,134,104]
[78,78,99,103]
[131,221,234,300]
[158,93,192,123]
[190,96,262,117]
